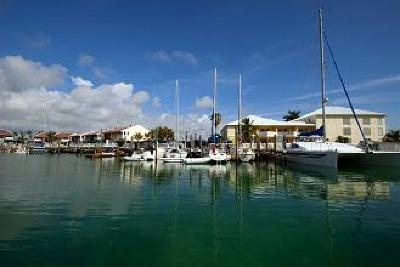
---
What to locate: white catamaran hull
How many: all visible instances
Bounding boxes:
[285,150,338,169]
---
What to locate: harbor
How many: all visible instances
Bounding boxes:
[1,154,400,266]
[1,1,400,266]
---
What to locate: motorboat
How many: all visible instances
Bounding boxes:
[143,150,155,161]
[123,152,144,161]
[162,148,187,163]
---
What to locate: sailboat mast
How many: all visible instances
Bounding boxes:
[319,8,327,140]
[213,68,217,139]
[238,74,242,144]
[176,79,180,145]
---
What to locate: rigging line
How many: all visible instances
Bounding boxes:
[323,31,368,147]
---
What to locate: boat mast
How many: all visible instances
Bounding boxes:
[319,8,327,140]
[238,74,242,144]
[176,79,180,146]
[212,68,217,141]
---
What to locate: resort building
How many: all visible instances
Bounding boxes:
[221,115,315,143]
[294,106,386,144]
[122,125,149,142]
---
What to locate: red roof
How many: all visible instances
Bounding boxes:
[0,129,12,137]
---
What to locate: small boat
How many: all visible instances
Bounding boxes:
[184,157,211,164]
[163,148,187,163]
[124,153,144,161]
[143,151,155,161]
[209,148,228,163]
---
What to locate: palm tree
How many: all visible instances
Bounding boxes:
[133,132,143,142]
[383,129,400,142]
[209,112,222,129]
[241,118,254,143]
[283,110,301,121]
[147,126,174,142]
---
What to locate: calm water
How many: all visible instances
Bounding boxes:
[0,154,399,267]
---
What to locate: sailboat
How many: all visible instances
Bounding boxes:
[163,79,188,163]
[208,68,228,163]
[236,74,256,163]
[285,9,400,169]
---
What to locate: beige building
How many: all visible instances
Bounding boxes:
[221,115,315,143]
[294,106,386,144]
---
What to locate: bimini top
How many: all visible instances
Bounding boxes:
[295,106,386,121]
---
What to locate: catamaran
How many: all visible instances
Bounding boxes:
[285,9,400,169]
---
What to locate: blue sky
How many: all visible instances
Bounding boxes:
[0,0,399,133]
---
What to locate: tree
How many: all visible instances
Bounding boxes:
[241,118,254,143]
[283,110,301,121]
[46,131,58,142]
[209,112,222,130]
[146,126,175,142]
[383,129,400,142]
[133,132,143,141]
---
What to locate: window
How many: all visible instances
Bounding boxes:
[377,118,383,126]
[378,127,383,136]
[362,118,371,125]
[343,127,351,136]
[363,127,371,136]
[343,118,351,125]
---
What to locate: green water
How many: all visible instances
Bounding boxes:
[0,154,399,267]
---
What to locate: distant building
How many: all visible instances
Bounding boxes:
[55,132,72,145]
[294,106,386,144]
[122,125,149,142]
[103,126,126,142]
[221,115,315,143]
[80,131,99,143]
[0,129,13,142]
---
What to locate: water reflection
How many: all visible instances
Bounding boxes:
[0,154,399,266]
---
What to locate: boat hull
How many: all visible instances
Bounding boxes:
[184,157,211,164]
[162,158,184,163]
[339,152,400,168]
[285,150,338,169]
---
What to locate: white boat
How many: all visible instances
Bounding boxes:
[209,148,228,163]
[285,141,338,168]
[163,148,187,163]
[238,148,256,162]
[124,153,144,161]
[184,157,211,164]
[143,151,155,161]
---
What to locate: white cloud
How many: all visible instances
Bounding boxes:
[77,53,111,79]
[71,76,93,87]
[0,55,213,135]
[0,55,152,130]
[289,73,400,102]
[195,96,213,109]
[78,54,96,67]
[146,50,198,66]
[152,96,161,108]
[0,55,67,92]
